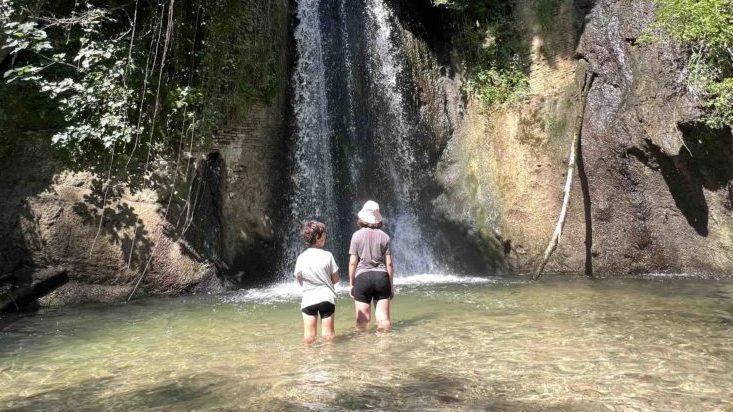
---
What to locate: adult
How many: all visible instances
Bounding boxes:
[348,200,394,331]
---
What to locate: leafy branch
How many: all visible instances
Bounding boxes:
[646,0,733,128]
[2,1,143,153]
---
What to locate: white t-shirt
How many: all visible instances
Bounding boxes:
[293,248,339,309]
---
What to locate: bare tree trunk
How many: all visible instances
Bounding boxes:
[0,269,68,313]
[534,71,595,280]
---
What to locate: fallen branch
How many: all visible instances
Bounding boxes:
[0,269,68,313]
[534,71,595,280]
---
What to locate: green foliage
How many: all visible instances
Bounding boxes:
[535,0,563,30]
[649,0,733,127]
[198,0,287,131]
[432,0,529,108]
[655,0,733,48]
[1,1,175,165]
[0,0,287,175]
[432,0,502,17]
[473,66,528,107]
[2,3,141,154]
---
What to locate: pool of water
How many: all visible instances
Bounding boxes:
[1,274,732,411]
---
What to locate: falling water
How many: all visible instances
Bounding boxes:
[365,0,416,196]
[285,0,337,269]
[362,0,438,274]
[285,0,439,276]
[337,0,361,186]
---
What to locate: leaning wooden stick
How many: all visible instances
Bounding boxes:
[534,71,596,280]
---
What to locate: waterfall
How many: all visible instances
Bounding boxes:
[362,0,437,274]
[338,0,361,186]
[284,0,337,269]
[283,0,439,276]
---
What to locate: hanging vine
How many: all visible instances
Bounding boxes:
[1,0,289,297]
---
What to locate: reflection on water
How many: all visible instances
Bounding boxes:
[1,275,732,411]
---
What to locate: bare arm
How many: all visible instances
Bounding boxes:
[331,270,340,285]
[386,254,394,298]
[348,254,358,296]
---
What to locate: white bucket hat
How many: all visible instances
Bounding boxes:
[357,200,383,224]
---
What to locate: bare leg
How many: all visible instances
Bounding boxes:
[354,300,371,332]
[322,313,336,341]
[374,298,391,332]
[302,313,318,344]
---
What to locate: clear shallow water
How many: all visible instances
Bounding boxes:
[1,275,732,411]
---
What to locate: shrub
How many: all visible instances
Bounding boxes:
[649,0,733,127]
[432,0,530,108]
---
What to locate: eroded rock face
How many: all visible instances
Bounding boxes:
[413,0,733,275]
[0,135,223,305]
[575,0,733,274]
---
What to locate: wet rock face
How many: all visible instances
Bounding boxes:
[391,0,507,273]
[404,0,733,275]
[576,0,733,274]
[212,102,290,285]
[209,3,292,285]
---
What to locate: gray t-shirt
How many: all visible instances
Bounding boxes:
[349,228,391,276]
[294,248,339,309]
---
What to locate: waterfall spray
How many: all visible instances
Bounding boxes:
[284,0,438,276]
[284,0,337,275]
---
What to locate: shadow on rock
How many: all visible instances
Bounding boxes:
[627,123,733,237]
[71,178,153,271]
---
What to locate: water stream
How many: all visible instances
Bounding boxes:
[1,275,731,411]
[286,0,338,270]
[284,0,439,276]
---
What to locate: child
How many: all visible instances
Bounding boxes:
[294,220,340,343]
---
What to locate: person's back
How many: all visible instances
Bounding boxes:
[349,227,390,275]
[294,221,340,344]
[295,247,338,306]
[348,200,394,332]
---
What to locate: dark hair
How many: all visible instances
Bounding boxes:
[357,218,382,229]
[302,220,326,246]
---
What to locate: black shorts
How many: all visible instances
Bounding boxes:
[301,301,335,318]
[353,271,391,304]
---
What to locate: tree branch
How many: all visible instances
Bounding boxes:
[534,71,596,280]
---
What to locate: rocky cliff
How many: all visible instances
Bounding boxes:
[407,0,733,275]
[0,0,293,306]
[2,0,732,310]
